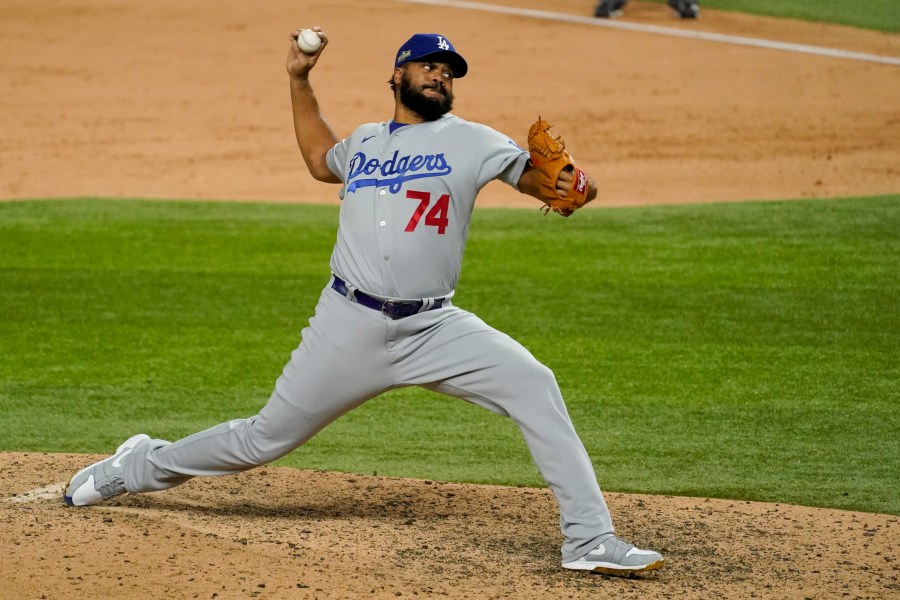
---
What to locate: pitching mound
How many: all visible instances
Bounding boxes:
[2,452,896,599]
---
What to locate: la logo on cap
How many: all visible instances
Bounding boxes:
[394,33,469,78]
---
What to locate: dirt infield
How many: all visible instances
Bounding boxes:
[1,1,899,599]
[1,0,898,207]
[3,453,898,599]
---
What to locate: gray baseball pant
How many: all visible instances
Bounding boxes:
[124,282,613,562]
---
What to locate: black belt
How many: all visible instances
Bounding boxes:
[331,276,445,320]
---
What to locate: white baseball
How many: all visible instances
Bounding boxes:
[297,29,322,54]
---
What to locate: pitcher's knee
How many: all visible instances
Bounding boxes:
[511,362,560,396]
[504,363,572,421]
[240,417,297,465]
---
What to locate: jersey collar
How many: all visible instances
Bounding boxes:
[388,120,410,134]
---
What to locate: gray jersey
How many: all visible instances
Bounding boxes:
[325,114,529,299]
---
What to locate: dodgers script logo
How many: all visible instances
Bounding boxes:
[346,150,452,193]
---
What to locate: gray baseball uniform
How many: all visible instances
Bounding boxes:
[122,113,614,563]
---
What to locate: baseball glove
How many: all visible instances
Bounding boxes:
[527,116,590,217]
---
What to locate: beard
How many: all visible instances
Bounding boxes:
[398,72,454,121]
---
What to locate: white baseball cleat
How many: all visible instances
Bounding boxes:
[562,535,665,575]
[63,434,150,506]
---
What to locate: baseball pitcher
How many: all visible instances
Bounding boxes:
[64,29,664,576]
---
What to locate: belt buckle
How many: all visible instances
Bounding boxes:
[381,300,401,319]
[381,300,420,320]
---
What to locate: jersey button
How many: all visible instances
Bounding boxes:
[379,221,386,227]
[383,256,390,261]
[379,190,386,196]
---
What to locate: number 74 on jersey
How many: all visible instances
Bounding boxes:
[405,190,449,235]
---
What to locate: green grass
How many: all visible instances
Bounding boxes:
[1,197,898,515]
[651,0,900,33]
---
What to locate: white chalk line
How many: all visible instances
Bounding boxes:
[5,482,65,503]
[394,0,900,66]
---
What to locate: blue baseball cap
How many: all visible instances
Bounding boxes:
[394,33,468,78]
